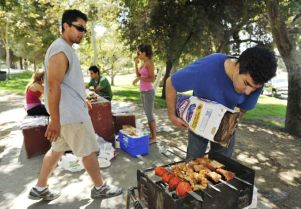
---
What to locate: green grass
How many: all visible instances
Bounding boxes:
[243,95,287,127]
[0,71,287,127]
[112,85,166,108]
[0,71,33,94]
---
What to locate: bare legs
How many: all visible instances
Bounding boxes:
[148,120,157,142]
[82,152,103,187]
[36,150,64,187]
[36,150,103,188]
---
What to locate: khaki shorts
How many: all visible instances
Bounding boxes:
[52,120,99,157]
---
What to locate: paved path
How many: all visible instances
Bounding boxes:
[0,91,300,209]
[0,92,177,209]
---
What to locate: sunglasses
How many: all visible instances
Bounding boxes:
[71,23,87,33]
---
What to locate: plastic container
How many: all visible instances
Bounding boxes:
[119,130,149,157]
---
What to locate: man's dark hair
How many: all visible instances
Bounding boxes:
[62,9,88,32]
[88,66,100,75]
[237,46,277,84]
[138,44,153,59]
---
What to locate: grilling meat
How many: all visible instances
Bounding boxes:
[172,157,235,191]
[205,171,222,183]
[157,156,236,194]
[172,163,208,190]
[216,168,235,181]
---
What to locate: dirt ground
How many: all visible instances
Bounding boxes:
[0,91,300,209]
[154,108,301,209]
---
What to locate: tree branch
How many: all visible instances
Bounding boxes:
[288,27,301,34]
[292,12,301,25]
[228,38,264,44]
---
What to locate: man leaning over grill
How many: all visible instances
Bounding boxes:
[166,46,277,161]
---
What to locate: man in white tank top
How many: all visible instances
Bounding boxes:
[28,9,122,201]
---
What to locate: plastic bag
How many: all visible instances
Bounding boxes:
[96,134,115,161]
[58,153,84,172]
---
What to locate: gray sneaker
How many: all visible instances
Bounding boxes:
[28,187,60,201]
[91,183,123,199]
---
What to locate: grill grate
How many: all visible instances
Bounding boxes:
[136,153,255,209]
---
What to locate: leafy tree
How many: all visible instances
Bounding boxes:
[0,0,20,78]
[265,0,301,137]
[120,0,270,98]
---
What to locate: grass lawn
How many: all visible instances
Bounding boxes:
[112,85,166,108]
[0,71,287,127]
[0,71,32,94]
[243,95,287,127]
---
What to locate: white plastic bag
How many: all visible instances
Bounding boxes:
[58,153,84,172]
[96,134,115,161]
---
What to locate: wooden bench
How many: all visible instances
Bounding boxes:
[21,116,51,158]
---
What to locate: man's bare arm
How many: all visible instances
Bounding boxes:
[45,52,68,141]
[166,77,189,129]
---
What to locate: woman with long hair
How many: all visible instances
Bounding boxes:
[133,44,157,143]
[25,69,49,116]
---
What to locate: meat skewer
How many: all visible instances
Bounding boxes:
[169,146,252,184]
[173,157,239,191]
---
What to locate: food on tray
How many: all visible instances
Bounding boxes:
[86,92,98,102]
[155,166,168,177]
[176,181,192,197]
[154,156,236,196]
[122,125,138,136]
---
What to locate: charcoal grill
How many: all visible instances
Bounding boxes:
[127,153,255,209]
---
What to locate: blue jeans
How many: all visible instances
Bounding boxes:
[186,130,236,161]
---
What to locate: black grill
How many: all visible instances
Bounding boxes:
[136,153,255,209]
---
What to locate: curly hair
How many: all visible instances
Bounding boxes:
[237,46,277,84]
[138,44,153,59]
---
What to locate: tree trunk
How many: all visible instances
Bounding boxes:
[111,74,115,86]
[283,51,301,137]
[161,58,173,99]
[33,61,36,72]
[20,57,23,70]
[5,20,10,79]
[266,0,301,137]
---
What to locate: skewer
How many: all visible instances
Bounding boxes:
[160,152,216,197]
[167,147,241,191]
[188,191,203,202]
[208,182,221,192]
[234,176,252,186]
[219,179,238,191]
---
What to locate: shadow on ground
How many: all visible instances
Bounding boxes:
[0,93,300,209]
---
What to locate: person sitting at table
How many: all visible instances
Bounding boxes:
[87,65,113,101]
[25,69,49,116]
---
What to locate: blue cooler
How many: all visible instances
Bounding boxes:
[119,130,149,157]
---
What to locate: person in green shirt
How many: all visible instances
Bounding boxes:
[87,66,113,101]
